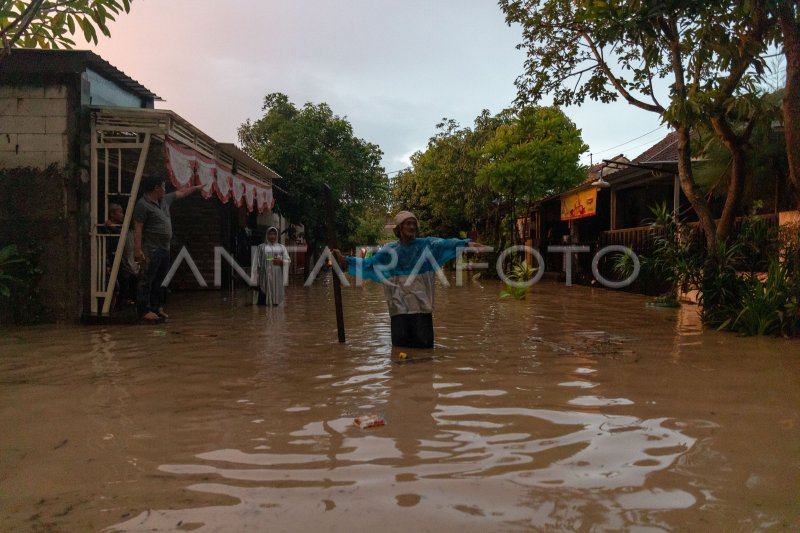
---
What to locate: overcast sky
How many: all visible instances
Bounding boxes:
[83,0,667,173]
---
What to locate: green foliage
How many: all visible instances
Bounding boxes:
[0,165,63,323]
[392,111,504,238]
[499,0,779,248]
[238,93,389,254]
[499,1,773,113]
[779,222,800,277]
[630,201,798,337]
[611,249,636,280]
[476,106,587,200]
[0,244,24,298]
[349,210,387,247]
[715,259,800,337]
[499,260,537,300]
[694,204,781,327]
[647,202,704,300]
[0,244,45,324]
[735,201,779,274]
[698,240,747,327]
[0,0,132,55]
[691,92,788,210]
[392,106,586,248]
[476,106,587,247]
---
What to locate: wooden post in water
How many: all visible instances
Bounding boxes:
[324,184,346,343]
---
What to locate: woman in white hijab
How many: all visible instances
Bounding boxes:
[254,226,290,306]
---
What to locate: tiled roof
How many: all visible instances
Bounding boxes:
[633,131,677,163]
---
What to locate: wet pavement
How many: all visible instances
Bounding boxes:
[1,275,798,531]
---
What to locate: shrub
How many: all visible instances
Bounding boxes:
[500,260,537,300]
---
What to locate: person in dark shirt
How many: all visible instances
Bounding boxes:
[133,176,201,322]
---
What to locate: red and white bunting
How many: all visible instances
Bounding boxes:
[256,187,269,213]
[244,181,258,212]
[195,155,216,199]
[231,175,246,207]
[215,166,233,203]
[164,139,196,188]
[263,187,275,212]
[163,137,275,211]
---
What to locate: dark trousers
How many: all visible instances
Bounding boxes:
[114,269,138,309]
[390,313,434,348]
[137,247,170,316]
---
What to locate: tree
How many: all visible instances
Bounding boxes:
[392,106,585,247]
[239,93,389,270]
[476,106,587,244]
[392,111,509,241]
[693,90,788,213]
[500,0,777,249]
[0,0,132,58]
[775,0,800,205]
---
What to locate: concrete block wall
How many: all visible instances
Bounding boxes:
[0,84,69,169]
[169,195,227,290]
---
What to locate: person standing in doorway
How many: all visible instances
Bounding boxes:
[254,226,290,306]
[105,203,139,309]
[133,176,201,322]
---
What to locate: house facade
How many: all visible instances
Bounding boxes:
[0,49,285,323]
[524,131,793,286]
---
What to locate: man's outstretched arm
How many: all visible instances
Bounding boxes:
[175,184,203,200]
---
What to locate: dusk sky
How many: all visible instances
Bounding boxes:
[83,0,668,173]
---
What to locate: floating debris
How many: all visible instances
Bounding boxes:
[169,331,219,338]
[393,355,435,365]
[354,414,386,429]
[529,331,638,360]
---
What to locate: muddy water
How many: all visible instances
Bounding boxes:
[1,276,798,532]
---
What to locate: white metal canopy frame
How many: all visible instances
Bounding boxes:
[89,106,282,316]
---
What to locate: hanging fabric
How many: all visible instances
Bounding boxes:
[195,154,216,199]
[164,138,196,188]
[256,186,270,213]
[163,136,275,210]
[244,181,258,212]
[215,165,233,203]
[265,187,275,210]
[231,175,246,207]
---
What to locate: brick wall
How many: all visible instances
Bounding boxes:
[0,84,69,169]
[169,194,229,290]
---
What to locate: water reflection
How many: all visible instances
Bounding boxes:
[110,279,704,531]
[0,278,797,532]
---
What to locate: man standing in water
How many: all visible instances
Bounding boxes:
[133,176,201,322]
[333,211,483,348]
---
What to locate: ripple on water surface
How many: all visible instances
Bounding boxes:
[0,278,797,532]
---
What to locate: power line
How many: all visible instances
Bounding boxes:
[583,124,667,163]
[385,167,410,176]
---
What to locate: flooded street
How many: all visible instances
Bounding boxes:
[1,276,798,532]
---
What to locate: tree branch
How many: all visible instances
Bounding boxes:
[2,0,48,49]
[579,30,664,114]
[715,0,771,100]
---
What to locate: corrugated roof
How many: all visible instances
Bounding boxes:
[0,48,161,101]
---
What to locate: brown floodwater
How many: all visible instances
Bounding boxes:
[1,275,798,532]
